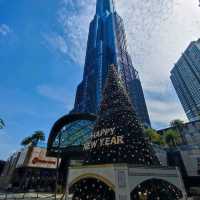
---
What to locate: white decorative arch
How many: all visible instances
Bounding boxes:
[129,176,184,193]
[68,173,115,191]
[130,178,183,199]
[127,166,186,195]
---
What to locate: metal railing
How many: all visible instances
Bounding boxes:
[0,192,58,200]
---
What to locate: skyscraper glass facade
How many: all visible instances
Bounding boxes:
[171,39,200,121]
[72,0,151,127]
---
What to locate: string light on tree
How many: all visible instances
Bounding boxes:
[84,65,160,165]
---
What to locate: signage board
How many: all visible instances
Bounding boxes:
[27,147,59,169]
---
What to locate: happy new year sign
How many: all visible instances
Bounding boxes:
[84,128,124,150]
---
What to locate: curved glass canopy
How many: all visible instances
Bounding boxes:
[53,120,94,148]
[47,113,96,156]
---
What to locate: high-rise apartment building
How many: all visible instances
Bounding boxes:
[171,39,200,121]
[72,0,151,127]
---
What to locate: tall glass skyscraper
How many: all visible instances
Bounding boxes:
[72,0,151,127]
[171,39,200,121]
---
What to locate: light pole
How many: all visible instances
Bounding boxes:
[64,164,69,200]
[55,134,61,200]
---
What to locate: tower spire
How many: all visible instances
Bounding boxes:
[73,0,151,127]
[96,0,115,16]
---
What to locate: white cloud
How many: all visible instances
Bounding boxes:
[37,85,73,110]
[148,98,187,127]
[44,34,68,54]
[0,24,11,36]
[45,0,200,127]
[117,0,200,127]
[117,0,200,86]
[143,81,188,127]
[43,0,95,64]
[118,0,200,127]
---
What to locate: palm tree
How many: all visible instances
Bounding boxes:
[164,130,181,148]
[144,128,165,146]
[21,136,33,146]
[21,131,45,147]
[170,119,185,144]
[0,118,5,129]
[170,119,184,128]
[31,131,45,146]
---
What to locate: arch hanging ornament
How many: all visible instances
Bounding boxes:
[69,178,115,200]
[84,65,160,165]
[130,179,183,200]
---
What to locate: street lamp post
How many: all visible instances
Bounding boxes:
[55,134,61,200]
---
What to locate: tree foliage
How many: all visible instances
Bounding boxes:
[31,131,45,146]
[144,128,165,146]
[144,127,182,148]
[170,119,184,129]
[0,118,5,129]
[21,136,33,146]
[21,131,45,146]
[164,130,181,147]
[170,119,185,144]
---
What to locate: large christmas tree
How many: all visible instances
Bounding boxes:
[84,65,160,165]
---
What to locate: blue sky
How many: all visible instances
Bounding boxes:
[0,0,200,159]
[0,0,83,159]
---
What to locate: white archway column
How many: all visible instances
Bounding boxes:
[114,165,131,200]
